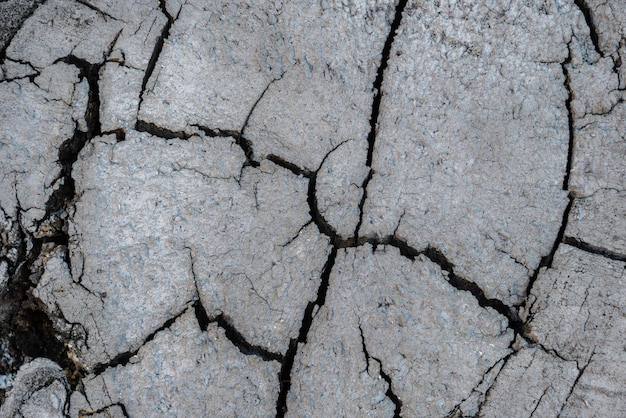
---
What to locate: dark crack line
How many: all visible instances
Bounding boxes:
[78,402,130,418]
[444,357,505,418]
[136,0,178,111]
[557,352,594,417]
[475,350,517,416]
[75,0,119,21]
[276,247,337,417]
[192,299,282,363]
[562,236,626,262]
[573,0,603,57]
[372,355,402,417]
[381,236,524,332]
[530,385,550,417]
[358,324,371,374]
[358,323,402,415]
[91,304,191,375]
[513,43,577,328]
[136,119,189,139]
[561,43,574,191]
[1,52,107,392]
[354,0,408,242]
[521,197,573,311]
[266,154,313,178]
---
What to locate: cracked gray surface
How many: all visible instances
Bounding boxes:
[1,0,625,417]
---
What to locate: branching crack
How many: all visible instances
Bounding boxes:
[0,52,107,396]
[445,358,506,418]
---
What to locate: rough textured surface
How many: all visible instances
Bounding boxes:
[360,1,575,305]
[288,246,512,417]
[523,245,626,416]
[1,0,625,416]
[0,358,68,418]
[68,310,280,417]
[476,346,579,417]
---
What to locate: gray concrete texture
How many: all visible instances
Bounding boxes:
[0,0,624,416]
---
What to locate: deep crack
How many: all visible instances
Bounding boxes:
[275,246,337,417]
[573,0,603,57]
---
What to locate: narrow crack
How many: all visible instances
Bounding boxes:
[276,247,337,417]
[562,236,626,262]
[266,154,313,178]
[354,0,408,242]
[359,323,402,415]
[573,0,603,57]
[557,351,594,417]
[445,358,505,418]
[358,324,371,373]
[529,385,550,417]
[561,43,575,191]
[474,350,517,416]
[516,43,577,324]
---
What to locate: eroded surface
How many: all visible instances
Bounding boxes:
[0,0,625,416]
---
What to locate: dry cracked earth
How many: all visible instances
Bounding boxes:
[0,0,625,417]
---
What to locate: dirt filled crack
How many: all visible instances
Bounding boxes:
[276,246,337,417]
[354,0,408,242]
[0,53,107,398]
[78,402,130,418]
